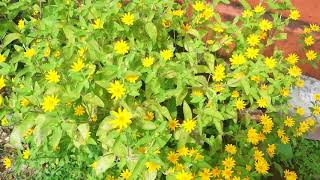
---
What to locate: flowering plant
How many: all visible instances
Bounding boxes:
[0,0,319,179]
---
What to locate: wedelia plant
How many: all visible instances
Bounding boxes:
[0,0,319,179]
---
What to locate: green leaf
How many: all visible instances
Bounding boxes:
[145,22,157,41]
[141,121,157,130]
[83,92,105,107]
[183,101,192,120]
[241,78,251,95]
[0,33,21,50]
[278,144,293,160]
[50,127,62,149]
[95,155,115,175]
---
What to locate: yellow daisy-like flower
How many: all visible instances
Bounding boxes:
[254,5,265,14]
[171,9,184,17]
[192,89,203,97]
[229,53,246,65]
[114,40,129,55]
[41,95,60,112]
[284,169,297,180]
[45,70,60,83]
[160,49,174,61]
[288,10,300,20]
[168,118,180,131]
[92,18,103,29]
[242,9,253,18]
[257,97,268,108]
[280,88,289,97]
[71,58,85,72]
[225,144,237,155]
[74,105,85,116]
[255,158,269,175]
[222,156,236,169]
[0,76,5,90]
[310,24,320,32]
[1,116,9,126]
[107,80,126,100]
[259,19,273,31]
[2,157,11,169]
[231,90,240,98]
[235,99,246,110]
[20,98,30,107]
[199,168,213,180]
[162,19,171,28]
[213,64,226,82]
[22,149,30,160]
[193,1,205,12]
[182,119,196,133]
[18,19,25,30]
[296,107,304,116]
[304,35,314,46]
[125,74,139,83]
[44,47,51,57]
[221,168,233,179]
[265,57,276,69]
[0,54,6,63]
[120,169,132,180]
[176,171,194,180]
[245,47,259,59]
[314,93,320,101]
[267,144,276,158]
[247,34,260,46]
[306,50,317,61]
[167,151,179,164]
[296,79,304,87]
[288,66,302,77]
[144,111,154,121]
[121,12,134,26]
[313,105,320,116]
[142,56,154,67]
[286,53,299,64]
[145,162,161,172]
[24,48,36,58]
[284,116,295,127]
[109,108,132,131]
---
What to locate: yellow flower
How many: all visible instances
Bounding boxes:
[142,56,154,67]
[259,19,272,31]
[257,97,268,108]
[192,89,203,97]
[92,18,103,29]
[231,91,239,98]
[288,66,301,77]
[145,162,161,172]
[284,116,295,127]
[267,144,276,158]
[199,168,213,180]
[247,128,260,145]
[211,167,220,177]
[171,9,184,17]
[160,49,173,61]
[71,58,85,72]
[235,99,246,110]
[230,53,246,65]
[221,168,233,179]
[162,19,171,28]
[175,171,194,180]
[144,111,154,121]
[284,169,297,180]
[177,146,189,156]
[45,70,60,83]
[41,95,60,112]
[313,105,320,116]
[213,64,225,82]
[289,10,300,20]
[0,76,5,90]
[314,93,320,101]
[44,47,51,57]
[242,9,253,18]
[280,88,289,97]
[306,50,317,61]
[2,157,11,169]
[193,1,205,12]
[18,19,25,30]
[74,105,85,116]
[222,156,236,169]
[260,114,273,134]
[254,5,265,14]
[245,47,259,59]
[22,150,30,160]
[109,108,132,131]
[1,116,9,126]
[225,144,237,155]
[0,54,6,63]
[310,24,320,32]
[281,135,290,144]
[182,119,196,133]
[304,35,314,46]
[247,34,260,46]
[125,74,139,83]
[168,118,180,131]
[107,80,126,100]
[167,151,179,164]
[296,79,304,87]
[114,40,129,55]
[296,107,304,115]
[277,129,285,138]
[20,98,30,107]
[24,48,36,58]
[120,169,132,180]
[121,12,134,26]
[265,57,276,69]
[286,53,299,65]
[245,165,252,171]
[254,158,269,175]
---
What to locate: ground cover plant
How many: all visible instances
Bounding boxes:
[1,0,320,179]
